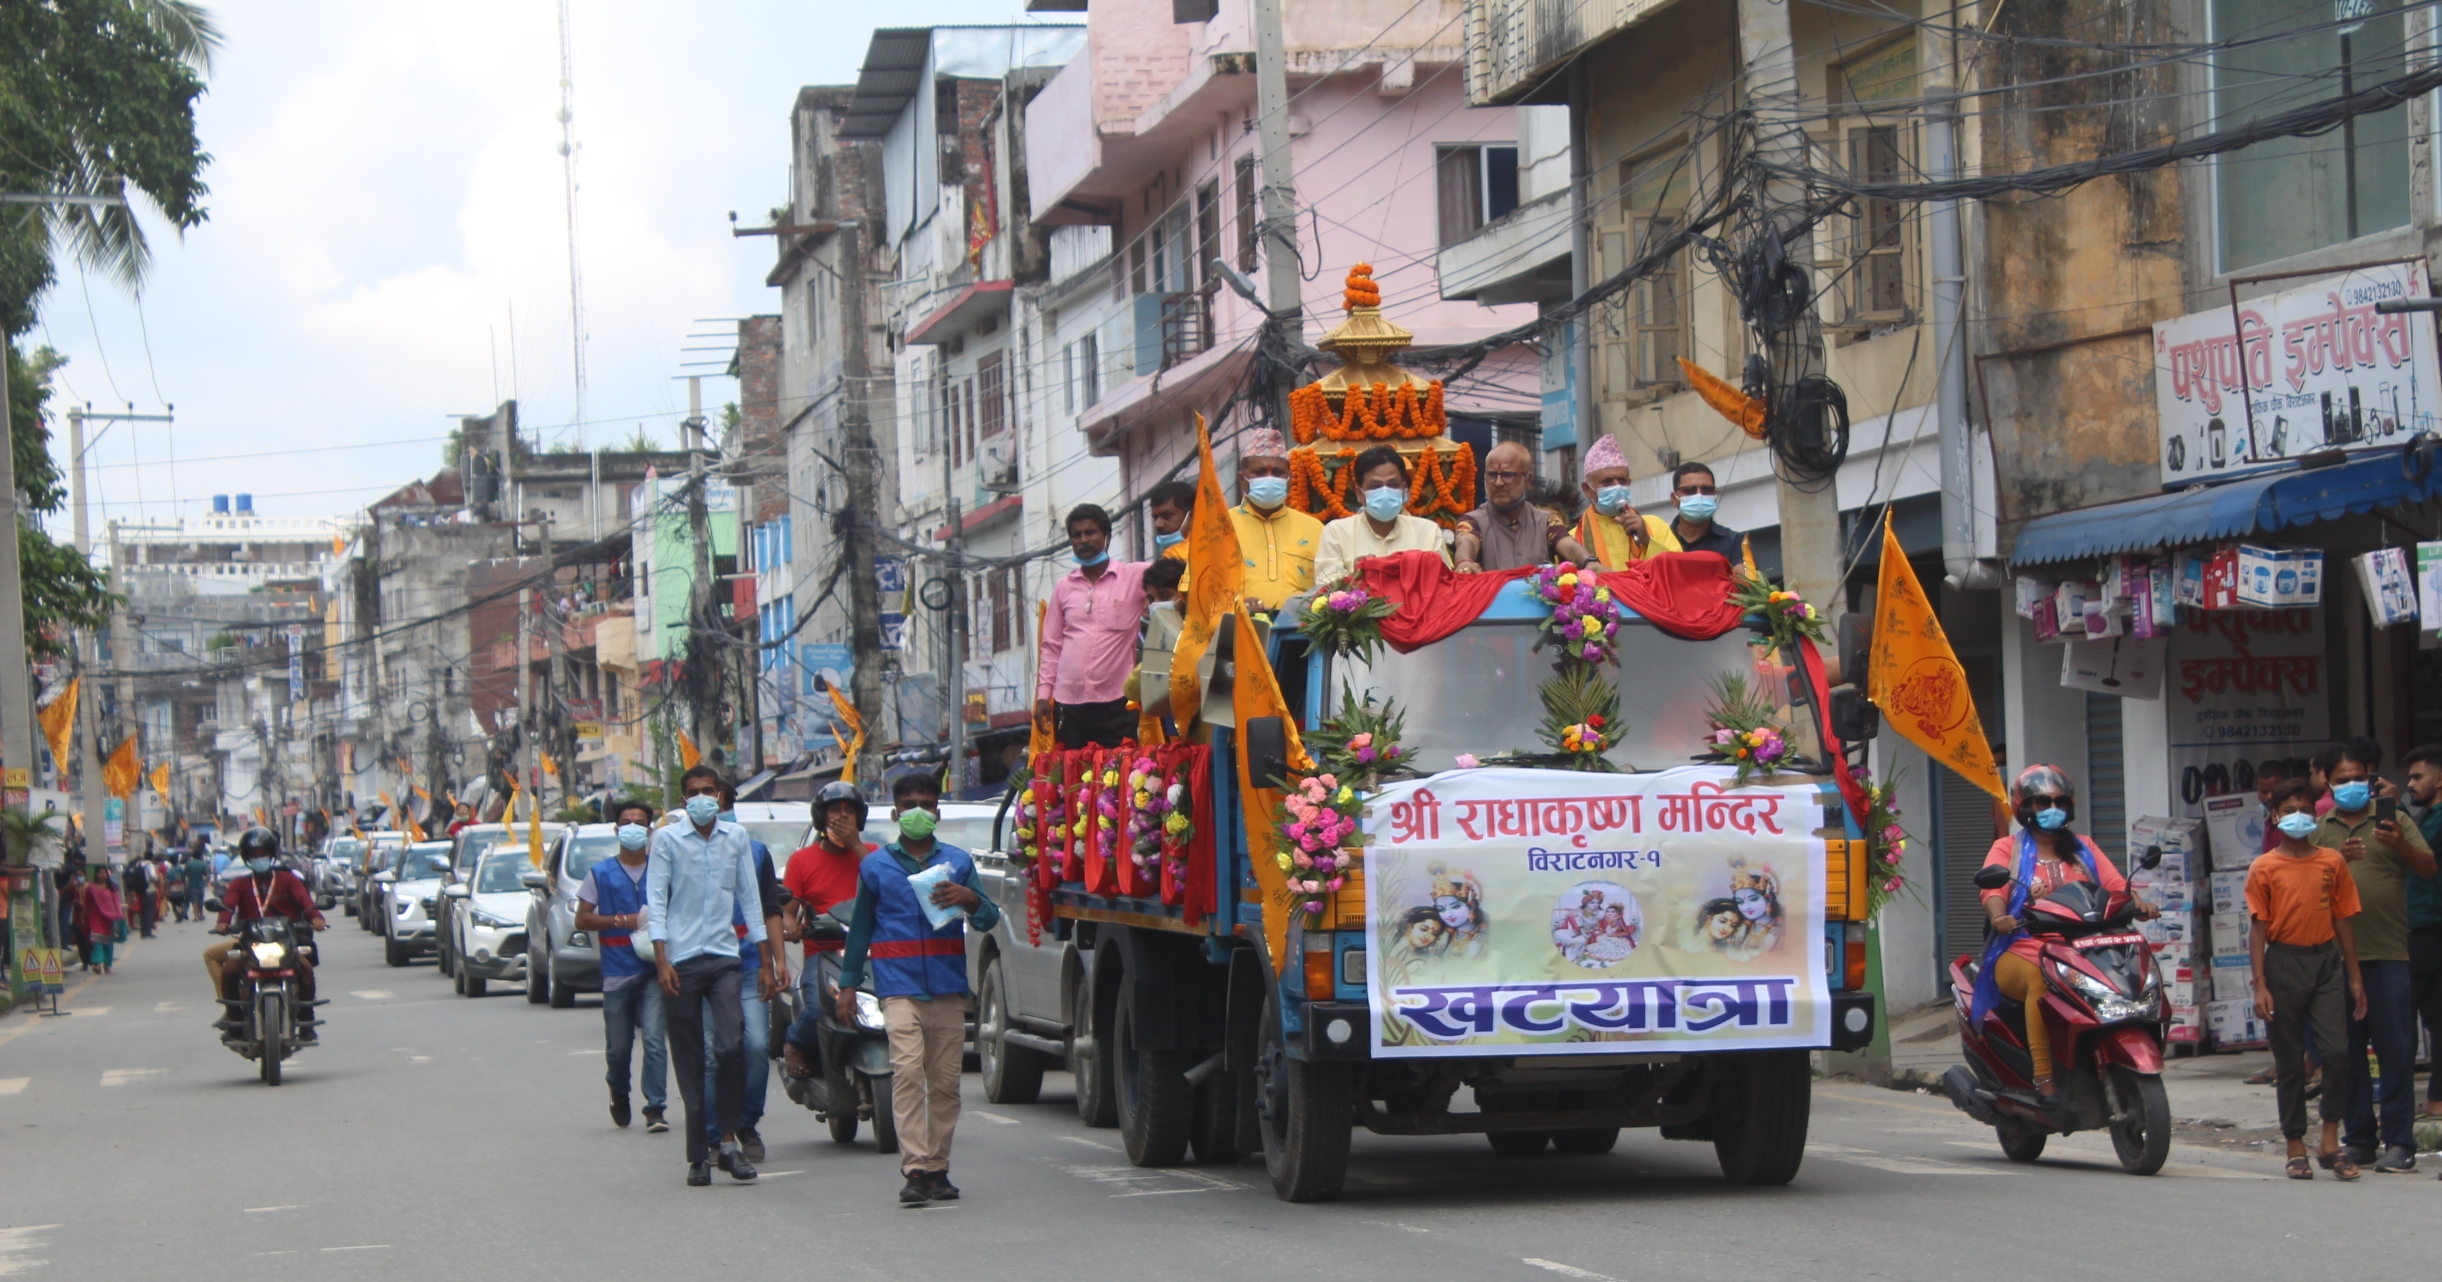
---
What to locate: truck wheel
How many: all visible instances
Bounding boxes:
[1191,1069,1242,1164]
[1255,990,1350,1202]
[1553,1127,1620,1155]
[1071,965,1118,1128]
[1711,1050,1810,1186]
[1114,987,1195,1167]
[978,959,1044,1105]
[1486,1130,1551,1155]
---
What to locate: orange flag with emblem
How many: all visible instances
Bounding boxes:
[37,678,76,772]
[103,736,139,800]
[149,762,171,808]
[1168,413,1244,724]
[1868,512,2005,801]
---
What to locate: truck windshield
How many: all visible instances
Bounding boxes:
[1331,620,1820,773]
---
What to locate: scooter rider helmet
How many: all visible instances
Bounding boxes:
[236,827,282,862]
[815,780,869,833]
[2010,764,2077,831]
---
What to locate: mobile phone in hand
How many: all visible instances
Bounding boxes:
[2378,795,2399,824]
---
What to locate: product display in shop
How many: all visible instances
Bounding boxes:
[2061,633,2166,698]
[2234,545,2323,608]
[2127,815,2206,1045]
[2419,542,2442,646]
[2353,547,2419,627]
[2200,793,2265,871]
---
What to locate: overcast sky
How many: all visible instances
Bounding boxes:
[37,0,1068,543]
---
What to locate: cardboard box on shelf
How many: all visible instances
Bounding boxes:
[2201,548,2242,610]
[2163,980,2196,1007]
[2201,793,2266,872]
[2235,544,2323,607]
[2355,547,2419,627]
[2052,581,2095,636]
[2138,914,2192,945]
[2208,869,2250,915]
[2129,815,2203,862]
[2149,940,2194,971]
[2208,999,2269,1047]
[2208,911,2252,947]
[2015,576,2052,620]
[2209,954,2256,1001]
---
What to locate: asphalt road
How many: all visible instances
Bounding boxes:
[4,914,2437,1281]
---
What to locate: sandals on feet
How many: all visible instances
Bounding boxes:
[2319,1149,2360,1180]
[2244,1066,2278,1086]
[2286,1155,2314,1179]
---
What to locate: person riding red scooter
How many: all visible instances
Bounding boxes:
[1942,764,2175,1174]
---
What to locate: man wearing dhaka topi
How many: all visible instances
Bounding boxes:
[1571,433,1679,570]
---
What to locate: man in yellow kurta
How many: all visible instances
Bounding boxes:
[1226,428,1323,616]
[1572,432,1679,569]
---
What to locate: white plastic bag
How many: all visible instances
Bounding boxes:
[905,861,971,929]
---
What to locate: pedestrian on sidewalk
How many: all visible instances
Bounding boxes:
[181,838,212,924]
[835,772,1002,1205]
[576,799,670,1133]
[648,764,770,1187]
[76,868,125,972]
[2401,744,2442,1122]
[2251,779,2367,1180]
[2316,738,2437,1173]
[124,856,157,939]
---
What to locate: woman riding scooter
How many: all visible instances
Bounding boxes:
[1974,764,2159,1119]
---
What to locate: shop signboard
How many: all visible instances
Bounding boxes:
[2155,260,2441,485]
[1361,768,1830,1058]
[2164,608,2328,816]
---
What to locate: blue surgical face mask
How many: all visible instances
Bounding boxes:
[247,857,276,875]
[1677,493,1720,523]
[2276,811,2321,839]
[684,794,721,826]
[2034,806,2069,831]
[1247,477,1289,509]
[1074,548,1109,568]
[1153,530,1185,551]
[1363,487,1407,522]
[2332,781,2372,812]
[616,823,649,851]
[1595,484,1632,516]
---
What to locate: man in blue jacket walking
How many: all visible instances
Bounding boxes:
[836,772,1001,1205]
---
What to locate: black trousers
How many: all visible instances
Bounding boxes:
[2265,940,2352,1141]
[662,953,745,1165]
[1055,698,1134,750]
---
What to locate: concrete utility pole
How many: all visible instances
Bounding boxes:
[1736,0,1844,609]
[940,411,967,797]
[67,407,106,862]
[836,223,887,798]
[1252,0,1303,329]
[1921,23,1992,590]
[106,522,134,843]
[541,515,574,812]
[0,348,37,838]
[682,376,717,761]
[517,582,535,820]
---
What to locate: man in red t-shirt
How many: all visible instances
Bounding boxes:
[781,782,875,1079]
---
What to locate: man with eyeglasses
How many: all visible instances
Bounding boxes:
[1454,441,1594,574]
[1667,461,1747,564]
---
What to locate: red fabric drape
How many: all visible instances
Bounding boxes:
[1351,548,1748,650]
[1795,636,1873,831]
[1178,744,1217,927]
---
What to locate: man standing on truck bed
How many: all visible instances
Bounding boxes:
[1312,445,1452,585]
[1229,428,1322,617]
[1037,503,1148,750]
[1573,433,1678,568]
[1455,440,1595,574]
[836,773,1003,1205]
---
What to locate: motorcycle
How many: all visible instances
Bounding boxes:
[209,912,326,1086]
[774,912,899,1154]
[1940,846,2172,1174]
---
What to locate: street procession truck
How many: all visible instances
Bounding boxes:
[973,561,1884,1202]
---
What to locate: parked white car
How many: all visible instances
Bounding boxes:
[382,842,453,967]
[443,848,535,997]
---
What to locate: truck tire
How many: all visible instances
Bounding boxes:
[1071,962,1118,1128]
[1487,1129,1552,1155]
[978,958,1045,1105]
[1191,1069,1242,1164]
[1553,1127,1620,1155]
[1711,1050,1810,1186]
[1256,990,1350,1202]
[1114,987,1195,1167]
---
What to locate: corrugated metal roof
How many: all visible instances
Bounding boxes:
[840,28,934,139]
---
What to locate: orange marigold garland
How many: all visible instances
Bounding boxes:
[1287,379,1446,445]
[1288,448,1357,520]
[1404,444,1476,525]
[1343,261,1381,310]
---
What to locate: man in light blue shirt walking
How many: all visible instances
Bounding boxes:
[649,764,773,1186]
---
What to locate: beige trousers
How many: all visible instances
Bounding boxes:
[203,940,234,995]
[881,995,969,1175]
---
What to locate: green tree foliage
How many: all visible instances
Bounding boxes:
[4,344,113,657]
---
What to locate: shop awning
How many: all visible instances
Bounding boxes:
[2010,446,2442,567]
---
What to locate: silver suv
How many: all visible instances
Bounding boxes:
[525,823,626,1009]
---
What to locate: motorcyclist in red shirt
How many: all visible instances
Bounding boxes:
[780,781,875,1079]
[212,828,328,1014]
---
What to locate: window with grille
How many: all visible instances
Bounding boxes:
[989,567,1014,652]
[978,352,1007,438]
[1195,181,1220,290]
[1827,38,1918,326]
[1846,125,1908,319]
[1593,145,1693,414]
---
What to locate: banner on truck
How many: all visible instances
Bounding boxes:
[1361,767,1829,1059]
[2155,260,2441,485]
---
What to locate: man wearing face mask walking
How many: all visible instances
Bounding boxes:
[1037,504,1150,751]
[1571,434,1678,569]
[1228,429,1322,616]
[2314,738,2436,1173]
[1312,445,1452,586]
[576,800,670,1133]
[836,773,1002,1204]
[649,765,774,1186]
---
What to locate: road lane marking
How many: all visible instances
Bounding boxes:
[320,1245,390,1252]
[1523,1260,1622,1281]
[0,1223,58,1277]
[567,1049,596,1056]
[0,1079,26,1095]
[99,1069,164,1087]
[154,1002,181,1012]
[1805,1142,1999,1176]
[352,991,393,1000]
[969,1111,1021,1124]
[72,1008,108,1017]
[1057,1136,1119,1152]
[243,1206,302,1214]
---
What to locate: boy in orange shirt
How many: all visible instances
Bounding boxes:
[2250,778,2367,1179]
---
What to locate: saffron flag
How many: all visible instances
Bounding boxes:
[541,752,558,778]
[827,685,865,784]
[402,808,427,844]
[1168,413,1245,724]
[1028,599,1053,764]
[1868,512,2006,801]
[102,736,139,800]
[37,678,76,773]
[676,731,702,771]
[527,786,545,868]
[148,762,171,808]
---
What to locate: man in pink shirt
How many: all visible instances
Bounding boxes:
[1036,504,1149,750]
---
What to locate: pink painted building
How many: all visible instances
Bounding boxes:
[1023,0,1545,523]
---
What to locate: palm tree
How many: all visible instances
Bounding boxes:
[0,807,65,866]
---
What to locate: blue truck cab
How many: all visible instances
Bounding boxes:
[968,579,1879,1202]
